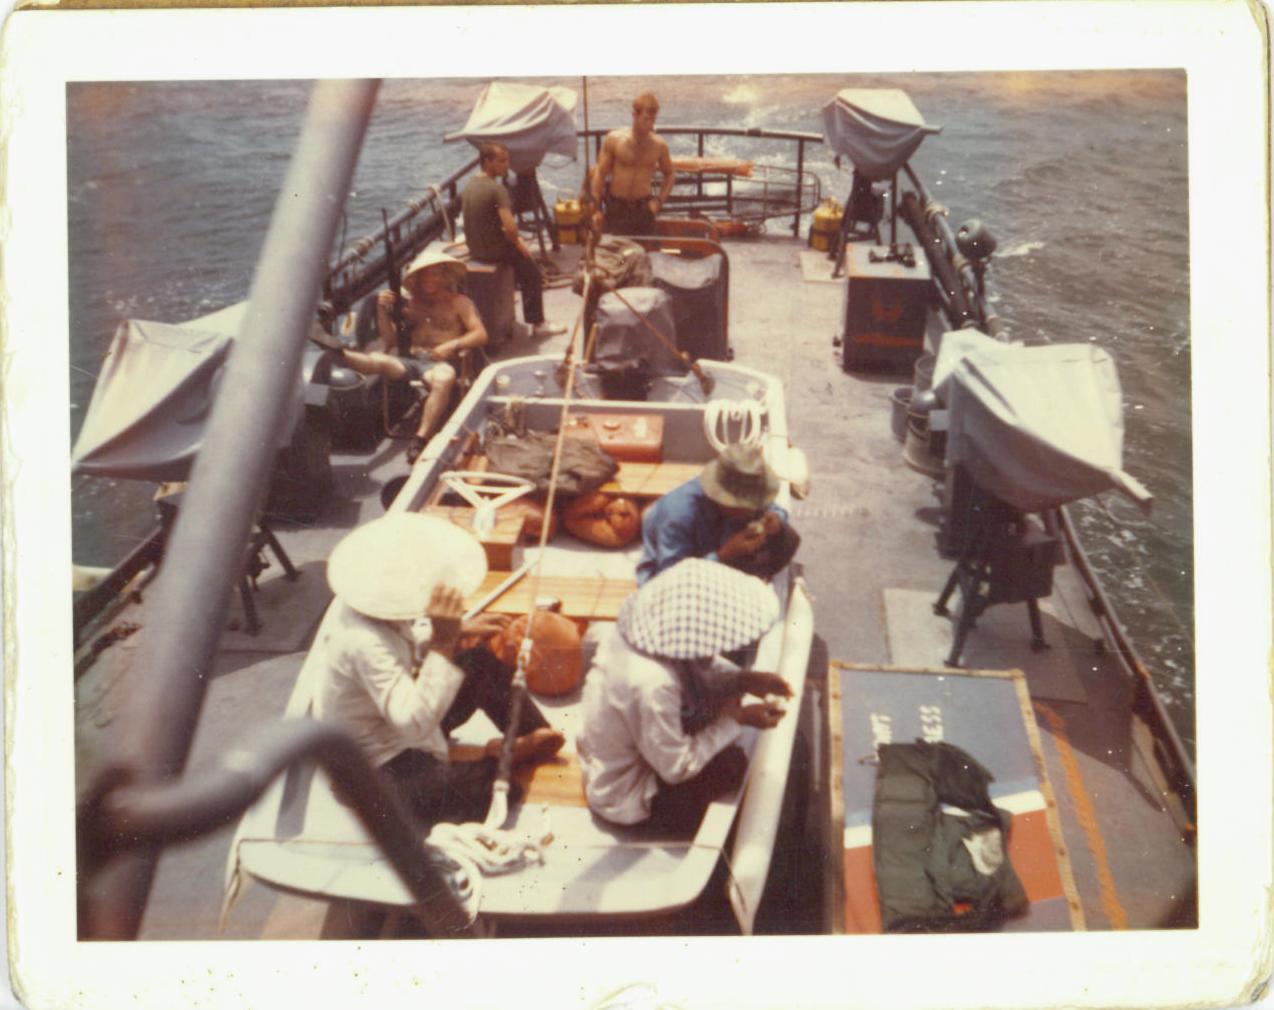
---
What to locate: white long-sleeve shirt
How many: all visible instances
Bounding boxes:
[576,627,743,825]
[309,602,466,768]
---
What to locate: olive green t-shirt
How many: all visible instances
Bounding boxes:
[461,174,514,261]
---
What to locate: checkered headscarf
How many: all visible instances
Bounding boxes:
[618,558,780,660]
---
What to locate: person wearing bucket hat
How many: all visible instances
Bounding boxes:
[313,248,488,462]
[576,559,793,830]
[311,514,564,826]
[635,443,799,586]
[461,142,567,342]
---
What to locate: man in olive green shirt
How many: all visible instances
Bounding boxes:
[461,142,565,341]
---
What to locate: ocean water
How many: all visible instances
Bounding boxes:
[66,72,1193,748]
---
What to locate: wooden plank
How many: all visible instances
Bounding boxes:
[516,756,588,808]
[598,461,701,499]
[463,456,700,501]
[448,745,585,807]
[420,505,525,570]
[464,573,636,620]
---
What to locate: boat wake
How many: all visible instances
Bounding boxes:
[997,240,1046,259]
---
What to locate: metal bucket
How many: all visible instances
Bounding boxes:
[890,387,913,442]
[913,352,936,392]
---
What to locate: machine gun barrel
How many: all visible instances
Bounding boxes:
[382,207,409,356]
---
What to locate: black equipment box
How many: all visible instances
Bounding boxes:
[841,243,930,369]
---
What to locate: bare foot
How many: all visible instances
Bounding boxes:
[485,728,566,765]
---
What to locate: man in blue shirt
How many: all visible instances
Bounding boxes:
[636,445,797,585]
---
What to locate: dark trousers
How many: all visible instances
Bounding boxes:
[646,744,748,835]
[485,249,545,325]
[380,647,549,828]
[602,196,657,237]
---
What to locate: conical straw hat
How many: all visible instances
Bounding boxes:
[403,248,467,285]
[327,513,487,621]
[618,558,779,660]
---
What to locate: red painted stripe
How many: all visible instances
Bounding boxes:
[840,809,1063,933]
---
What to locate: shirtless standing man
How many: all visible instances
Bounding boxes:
[319,250,487,462]
[591,92,675,236]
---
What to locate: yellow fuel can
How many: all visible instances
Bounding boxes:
[555,199,583,245]
[809,198,843,252]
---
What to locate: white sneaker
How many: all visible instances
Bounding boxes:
[531,321,567,339]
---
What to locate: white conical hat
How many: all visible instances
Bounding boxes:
[403,248,467,285]
[327,513,487,620]
[618,558,779,660]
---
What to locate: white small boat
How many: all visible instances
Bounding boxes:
[225,351,815,935]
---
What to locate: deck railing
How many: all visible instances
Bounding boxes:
[581,125,826,237]
[320,124,829,314]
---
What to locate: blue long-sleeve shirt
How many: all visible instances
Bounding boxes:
[635,476,787,585]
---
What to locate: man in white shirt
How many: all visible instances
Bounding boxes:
[577,559,792,832]
[312,514,564,827]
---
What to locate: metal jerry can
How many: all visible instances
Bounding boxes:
[841,243,931,369]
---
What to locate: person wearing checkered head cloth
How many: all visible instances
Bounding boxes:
[311,514,564,828]
[634,444,801,586]
[577,559,794,830]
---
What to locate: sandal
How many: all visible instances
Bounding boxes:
[405,435,427,464]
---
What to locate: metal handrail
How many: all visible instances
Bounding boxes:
[79,720,477,938]
[322,125,828,311]
[322,155,480,318]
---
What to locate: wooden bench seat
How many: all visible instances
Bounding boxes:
[420,505,525,570]
[453,456,701,501]
[464,572,635,620]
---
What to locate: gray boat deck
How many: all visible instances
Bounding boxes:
[74,232,1194,939]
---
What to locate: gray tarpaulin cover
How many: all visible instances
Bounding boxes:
[451,82,578,173]
[72,304,303,482]
[593,287,687,377]
[648,250,727,361]
[941,337,1152,512]
[821,89,941,181]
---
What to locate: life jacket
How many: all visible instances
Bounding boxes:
[872,740,1029,932]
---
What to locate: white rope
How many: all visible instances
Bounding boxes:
[427,183,455,241]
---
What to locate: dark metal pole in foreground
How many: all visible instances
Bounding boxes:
[85,721,477,938]
[79,80,380,941]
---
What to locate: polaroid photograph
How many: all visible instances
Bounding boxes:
[3,3,1270,1009]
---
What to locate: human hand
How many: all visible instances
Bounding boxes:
[648,198,660,217]
[377,289,399,310]
[760,512,782,537]
[737,671,792,700]
[429,341,456,361]
[591,211,604,233]
[722,698,785,730]
[425,584,465,656]
[719,520,768,563]
[462,612,510,639]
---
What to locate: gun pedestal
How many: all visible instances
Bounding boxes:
[933,482,1060,667]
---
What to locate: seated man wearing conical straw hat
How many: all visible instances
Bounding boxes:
[635,444,799,586]
[577,559,792,832]
[313,250,487,463]
[312,513,564,827]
